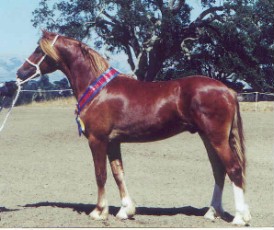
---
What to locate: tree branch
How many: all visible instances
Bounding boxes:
[195,6,225,22]
[84,5,106,26]
[168,0,185,13]
[181,37,198,59]
[101,10,120,25]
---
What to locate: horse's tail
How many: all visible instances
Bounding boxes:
[229,95,246,190]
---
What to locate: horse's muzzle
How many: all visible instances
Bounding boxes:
[16,71,27,81]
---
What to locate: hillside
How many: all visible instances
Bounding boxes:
[0,56,23,82]
[0,56,65,83]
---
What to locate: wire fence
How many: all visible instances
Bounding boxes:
[1,88,274,111]
[237,92,274,102]
[19,88,73,102]
[20,89,73,93]
[21,88,274,102]
[237,92,274,111]
[0,88,73,109]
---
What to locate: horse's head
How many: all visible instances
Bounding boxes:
[17,31,60,84]
[0,81,18,97]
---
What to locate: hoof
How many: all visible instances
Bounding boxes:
[116,198,136,220]
[204,206,222,221]
[90,206,109,220]
[232,209,251,226]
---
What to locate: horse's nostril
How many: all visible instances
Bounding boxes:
[17,72,21,79]
[16,71,26,80]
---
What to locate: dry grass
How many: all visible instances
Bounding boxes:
[240,101,274,112]
[26,97,76,108]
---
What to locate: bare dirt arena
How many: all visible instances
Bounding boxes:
[0,101,273,228]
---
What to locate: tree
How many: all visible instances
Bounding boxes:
[156,0,274,92]
[32,0,274,91]
[31,0,226,80]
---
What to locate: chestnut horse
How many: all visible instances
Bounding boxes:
[16,31,251,225]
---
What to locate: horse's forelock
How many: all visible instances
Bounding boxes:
[39,35,60,62]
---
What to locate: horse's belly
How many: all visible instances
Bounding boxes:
[109,120,195,142]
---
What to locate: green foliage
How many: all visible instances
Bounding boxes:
[32,0,274,92]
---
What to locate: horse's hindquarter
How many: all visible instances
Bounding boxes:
[84,76,235,142]
[180,76,237,137]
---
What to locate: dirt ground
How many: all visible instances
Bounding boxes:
[0,102,273,228]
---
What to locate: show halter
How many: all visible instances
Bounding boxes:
[0,34,119,136]
[17,34,60,85]
[76,67,120,136]
[0,35,59,133]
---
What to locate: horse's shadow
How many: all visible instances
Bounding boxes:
[21,202,234,222]
[0,206,19,212]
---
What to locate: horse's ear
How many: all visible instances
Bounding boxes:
[41,29,51,38]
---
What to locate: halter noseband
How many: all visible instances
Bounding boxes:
[18,34,60,85]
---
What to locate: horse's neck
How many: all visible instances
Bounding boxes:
[58,56,98,101]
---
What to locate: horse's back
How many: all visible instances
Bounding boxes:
[118,74,234,96]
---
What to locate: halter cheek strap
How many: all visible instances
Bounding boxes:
[1,35,60,133]
[17,34,60,85]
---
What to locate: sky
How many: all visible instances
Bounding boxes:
[0,0,42,57]
[0,0,203,83]
[0,0,203,58]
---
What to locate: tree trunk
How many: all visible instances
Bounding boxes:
[134,41,166,82]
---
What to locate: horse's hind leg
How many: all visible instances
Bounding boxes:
[200,132,251,225]
[107,141,136,219]
[200,134,226,221]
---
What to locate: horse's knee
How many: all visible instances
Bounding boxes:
[95,172,107,187]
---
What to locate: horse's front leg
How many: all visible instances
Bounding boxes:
[108,141,136,220]
[88,137,109,220]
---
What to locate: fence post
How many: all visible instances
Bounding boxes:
[255,92,259,111]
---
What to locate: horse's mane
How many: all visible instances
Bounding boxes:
[39,31,109,77]
[78,43,109,75]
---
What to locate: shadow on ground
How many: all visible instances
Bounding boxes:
[21,201,234,222]
[0,207,19,212]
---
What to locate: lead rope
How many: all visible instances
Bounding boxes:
[0,34,60,133]
[0,80,22,132]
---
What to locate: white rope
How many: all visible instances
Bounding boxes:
[0,80,21,132]
[17,54,46,85]
[0,86,73,133]
[0,34,61,133]
[17,34,60,85]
